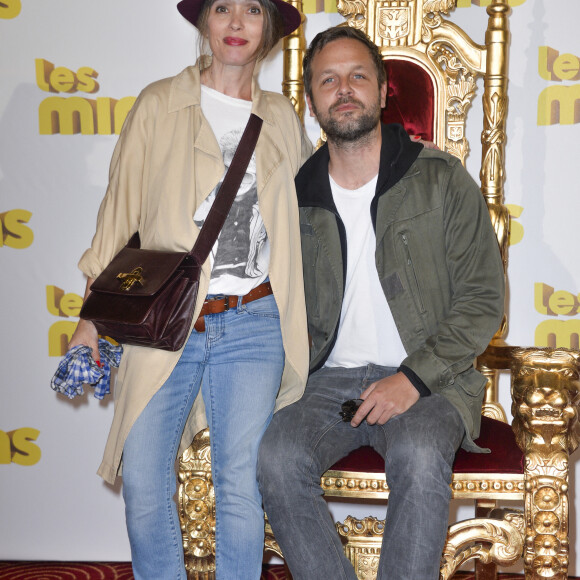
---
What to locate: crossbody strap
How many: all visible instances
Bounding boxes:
[190,113,263,262]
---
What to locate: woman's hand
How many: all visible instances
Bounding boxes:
[67,277,100,363]
[68,319,100,363]
[410,135,439,150]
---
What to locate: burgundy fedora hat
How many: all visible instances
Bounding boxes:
[177,0,302,37]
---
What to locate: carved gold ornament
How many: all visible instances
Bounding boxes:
[423,0,455,15]
[440,510,525,579]
[511,348,580,579]
[322,470,524,501]
[178,429,216,579]
[378,7,410,41]
[337,517,383,579]
[116,267,144,291]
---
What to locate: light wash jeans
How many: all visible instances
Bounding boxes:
[122,293,284,580]
[258,364,465,580]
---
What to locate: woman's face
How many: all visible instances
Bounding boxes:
[206,0,265,69]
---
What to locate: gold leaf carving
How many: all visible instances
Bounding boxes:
[424,0,455,15]
[337,0,367,27]
[440,513,524,579]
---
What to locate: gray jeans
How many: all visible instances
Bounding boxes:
[257,364,465,580]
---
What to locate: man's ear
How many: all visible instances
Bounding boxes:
[380,81,387,109]
[306,94,317,118]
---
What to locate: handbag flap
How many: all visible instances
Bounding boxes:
[90,247,192,297]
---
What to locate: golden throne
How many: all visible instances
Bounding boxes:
[177,1,580,579]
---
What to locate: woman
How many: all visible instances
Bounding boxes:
[68,0,312,577]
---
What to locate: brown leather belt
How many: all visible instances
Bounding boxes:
[194,281,273,332]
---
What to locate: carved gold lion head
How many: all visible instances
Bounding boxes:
[511,348,580,453]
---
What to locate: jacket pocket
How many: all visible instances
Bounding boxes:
[451,367,487,399]
[442,368,486,440]
[400,232,426,314]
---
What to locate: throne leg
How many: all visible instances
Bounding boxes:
[475,500,499,580]
[178,428,216,580]
[522,469,570,579]
[179,431,290,579]
[511,348,580,580]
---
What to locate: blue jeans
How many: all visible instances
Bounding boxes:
[258,365,465,580]
[122,293,284,580]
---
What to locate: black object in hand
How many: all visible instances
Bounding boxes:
[339,398,364,422]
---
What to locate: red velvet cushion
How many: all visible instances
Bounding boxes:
[328,415,524,475]
[382,59,435,142]
[261,565,288,579]
[454,415,524,474]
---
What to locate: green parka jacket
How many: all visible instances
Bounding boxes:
[296,124,505,450]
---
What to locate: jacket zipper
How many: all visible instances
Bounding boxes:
[401,233,426,314]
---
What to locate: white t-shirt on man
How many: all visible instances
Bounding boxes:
[324,174,407,368]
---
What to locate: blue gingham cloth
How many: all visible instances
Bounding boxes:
[50,339,123,400]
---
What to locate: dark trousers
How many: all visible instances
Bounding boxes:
[258,364,465,580]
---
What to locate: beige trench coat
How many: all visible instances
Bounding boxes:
[78,62,313,484]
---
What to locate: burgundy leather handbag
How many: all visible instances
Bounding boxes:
[79,114,263,351]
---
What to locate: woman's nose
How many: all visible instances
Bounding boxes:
[229,9,243,29]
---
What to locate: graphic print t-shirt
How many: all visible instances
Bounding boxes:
[194,85,270,296]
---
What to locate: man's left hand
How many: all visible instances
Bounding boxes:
[351,372,420,427]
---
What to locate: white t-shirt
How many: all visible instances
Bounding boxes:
[193,85,270,296]
[324,174,407,368]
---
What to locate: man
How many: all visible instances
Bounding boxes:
[257,25,505,580]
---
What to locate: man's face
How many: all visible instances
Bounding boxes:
[306,37,387,144]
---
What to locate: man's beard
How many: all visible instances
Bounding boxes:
[313,96,382,145]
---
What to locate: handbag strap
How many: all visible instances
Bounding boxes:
[190,113,263,262]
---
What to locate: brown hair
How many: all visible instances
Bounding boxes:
[303,26,386,99]
[197,0,284,62]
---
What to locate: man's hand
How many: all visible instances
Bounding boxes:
[351,372,420,427]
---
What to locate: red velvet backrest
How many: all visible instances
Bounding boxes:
[381,59,435,142]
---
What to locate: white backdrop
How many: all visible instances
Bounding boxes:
[1,0,579,574]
